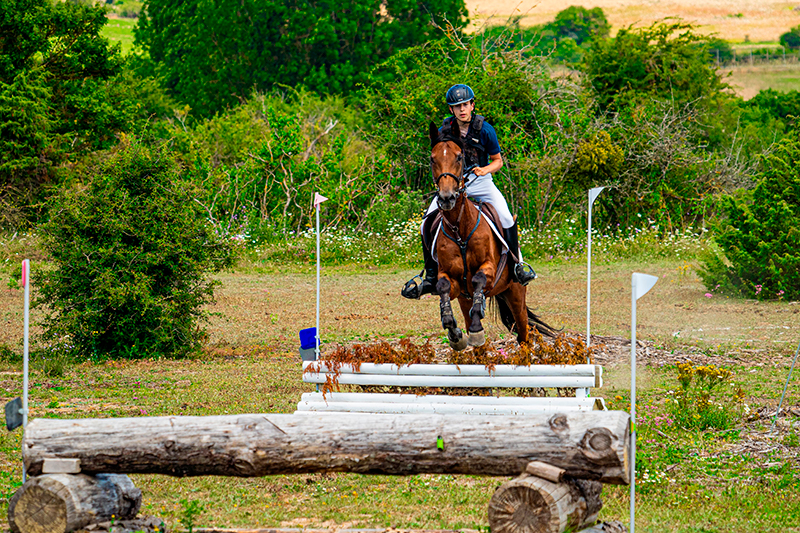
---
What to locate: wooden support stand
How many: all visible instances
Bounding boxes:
[22,412,630,484]
[488,473,603,533]
[8,473,141,533]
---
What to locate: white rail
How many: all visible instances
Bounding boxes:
[302,363,602,391]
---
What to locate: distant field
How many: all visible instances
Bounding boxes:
[101,16,136,54]
[467,0,800,43]
[726,63,800,98]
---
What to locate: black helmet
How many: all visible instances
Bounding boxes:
[445,84,475,106]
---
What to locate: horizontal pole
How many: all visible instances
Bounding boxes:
[297,396,603,415]
[299,392,596,405]
[304,362,600,378]
[302,373,598,388]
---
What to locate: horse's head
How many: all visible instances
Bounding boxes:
[429,121,464,211]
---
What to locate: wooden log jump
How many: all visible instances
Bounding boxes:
[23,411,630,484]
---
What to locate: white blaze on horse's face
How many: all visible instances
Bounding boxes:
[432,140,463,211]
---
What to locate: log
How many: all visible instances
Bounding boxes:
[22,412,630,484]
[488,475,603,533]
[8,473,141,533]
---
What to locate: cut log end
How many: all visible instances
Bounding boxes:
[10,484,68,533]
[9,474,141,533]
[488,475,603,533]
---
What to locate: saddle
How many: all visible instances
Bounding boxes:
[425,201,513,293]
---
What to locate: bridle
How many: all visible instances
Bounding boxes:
[432,139,469,204]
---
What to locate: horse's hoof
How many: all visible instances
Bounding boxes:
[468,329,486,347]
[449,330,468,351]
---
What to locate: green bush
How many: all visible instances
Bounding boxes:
[36,141,236,359]
[583,21,728,112]
[700,133,800,300]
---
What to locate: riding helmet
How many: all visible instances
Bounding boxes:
[445,84,475,106]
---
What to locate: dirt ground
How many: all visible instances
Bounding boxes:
[467,0,800,42]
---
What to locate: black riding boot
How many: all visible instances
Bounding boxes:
[503,222,536,286]
[401,236,438,299]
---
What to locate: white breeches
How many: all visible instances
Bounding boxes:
[424,173,515,229]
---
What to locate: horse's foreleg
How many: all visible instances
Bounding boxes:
[466,270,489,347]
[437,276,467,351]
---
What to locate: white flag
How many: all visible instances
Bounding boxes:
[632,273,658,300]
[314,193,328,208]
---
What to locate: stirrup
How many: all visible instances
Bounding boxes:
[514,262,537,286]
[402,271,437,299]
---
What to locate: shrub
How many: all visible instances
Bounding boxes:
[583,21,729,112]
[699,133,800,300]
[780,26,800,50]
[667,363,744,430]
[36,141,236,359]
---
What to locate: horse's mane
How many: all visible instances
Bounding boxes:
[430,119,462,149]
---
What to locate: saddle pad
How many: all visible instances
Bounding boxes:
[430,201,511,263]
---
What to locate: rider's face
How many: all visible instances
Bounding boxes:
[449,101,474,125]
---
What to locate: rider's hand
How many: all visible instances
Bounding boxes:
[472,166,487,177]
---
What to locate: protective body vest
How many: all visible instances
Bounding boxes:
[444,114,488,169]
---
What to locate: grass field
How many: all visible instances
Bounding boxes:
[2,245,800,531]
[101,16,137,55]
[467,0,800,43]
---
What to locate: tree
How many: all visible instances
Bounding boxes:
[0,0,127,221]
[583,21,729,112]
[135,0,468,116]
[700,132,800,300]
[547,6,609,46]
[780,26,800,49]
[36,141,236,359]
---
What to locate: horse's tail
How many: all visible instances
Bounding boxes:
[494,294,560,338]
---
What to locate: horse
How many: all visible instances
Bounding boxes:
[427,121,555,350]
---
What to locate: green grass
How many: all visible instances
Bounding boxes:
[101,17,137,55]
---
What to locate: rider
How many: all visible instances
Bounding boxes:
[401,84,537,299]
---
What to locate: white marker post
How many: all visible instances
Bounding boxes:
[586,186,606,352]
[313,193,328,362]
[21,259,30,483]
[630,272,658,533]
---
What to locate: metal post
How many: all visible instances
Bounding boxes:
[22,259,30,483]
[772,338,800,430]
[630,275,637,533]
[316,204,321,362]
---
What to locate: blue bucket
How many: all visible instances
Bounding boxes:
[299,327,318,350]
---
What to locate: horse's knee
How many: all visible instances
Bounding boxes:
[471,271,487,289]
[436,277,451,295]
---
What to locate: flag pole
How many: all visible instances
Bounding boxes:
[586,186,605,353]
[316,200,320,362]
[313,193,328,366]
[630,275,637,533]
[629,272,658,533]
[22,259,30,483]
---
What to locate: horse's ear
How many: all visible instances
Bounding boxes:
[429,121,439,148]
[447,117,460,139]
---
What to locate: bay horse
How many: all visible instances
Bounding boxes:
[428,121,555,350]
